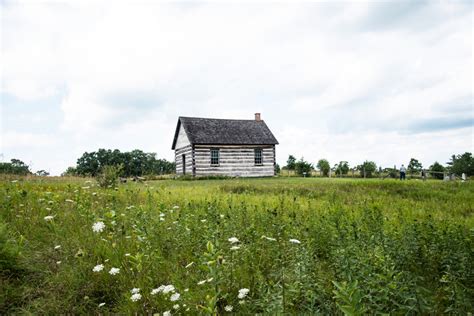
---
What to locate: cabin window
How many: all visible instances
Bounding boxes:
[210,148,220,165]
[254,148,263,165]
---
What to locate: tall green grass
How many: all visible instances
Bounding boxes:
[0,178,473,314]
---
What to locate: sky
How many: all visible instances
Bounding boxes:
[1,0,473,175]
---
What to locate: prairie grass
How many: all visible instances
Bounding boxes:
[0,177,473,314]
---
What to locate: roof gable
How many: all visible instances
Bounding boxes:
[172,116,279,149]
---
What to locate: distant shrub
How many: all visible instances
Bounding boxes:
[96,165,123,188]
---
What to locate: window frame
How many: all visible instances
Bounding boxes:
[210,148,220,166]
[254,148,263,166]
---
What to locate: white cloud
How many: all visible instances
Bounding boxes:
[1,1,472,174]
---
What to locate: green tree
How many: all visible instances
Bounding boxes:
[0,159,31,175]
[61,167,77,177]
[295,158,313,177]
[335,161,349,176]
[286,155,296,170]
[447,152,474,176]
[357,161,377,178]
[429,161,445,180]
[407,158,423,176]
[35,170,49,176]
[317,159,331,177]
[275,163,281,174]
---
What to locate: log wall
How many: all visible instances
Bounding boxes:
[175,145,192,175]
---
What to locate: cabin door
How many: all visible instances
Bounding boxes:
[182,154,186,175]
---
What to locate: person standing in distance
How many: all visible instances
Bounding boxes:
[400,164,407,180]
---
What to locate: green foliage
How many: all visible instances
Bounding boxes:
[335,161,349,176]
[61,166,77,177]
[408,158,423,175]
[447,152,474,176]
[429,161,445,180]
[96,165,123,188]
[275,163,281,174]
[35,170,50,176]
[357,161,377,178]
[74,149,175,177]
[0,159,31,175]
[0,178,473,314]
[286,155,296,170]
[317,159,331,177]
[295,158,313,177]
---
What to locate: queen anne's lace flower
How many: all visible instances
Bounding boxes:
[289,239,301,244]
[228,237,239,244]
[109,267,120,275]
[163,311,171,316]
[92,221,105,233]
[230,246,240,250]
[98,302,105,307]
[170,293,180,301]
[224,305,233,312]
[162,284,175,294]
[92,264,104,272]
[44,215,54,221]
[238,288,250,299]
[131,288,140,294]
[130,293,142,302]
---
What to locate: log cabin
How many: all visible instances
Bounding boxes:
[171,113,279,177]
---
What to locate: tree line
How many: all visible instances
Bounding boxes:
[279,152,474,179]
[63,149,175,177]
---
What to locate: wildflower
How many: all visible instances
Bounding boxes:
[185,262,194,268]
[130,288,140,294]
[173,304,180,309]
[130,293,142,302]
[163,284,175,294]
[197,280,206,285]
[109,267,120,275]
[151,288,161,295]
[289,239,301,244]
[228,237,239,244]
[54,245,61,250]
[220,214,225,218]
[44,215,54,221]
[92,264,104,272]
[92,221,105,233]
[184,288,189,292]
[201,219,207,223]
[163,311,171,316]
[173,205,179,209]
[98,302,106,307]
[225,305,233,312]
[239,300,245,305]
[262,235,276,241]
[125,253,131,257]
[230,246,240,250]
[82,186,90,189]
[170,293,180,301]
[238,288,250,299]
[56,261,62,264]
[207,277,214,282]
[65,199,74,203]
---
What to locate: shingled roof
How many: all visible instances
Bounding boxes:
[172,116,279,149]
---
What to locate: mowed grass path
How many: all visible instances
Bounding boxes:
[1,177,473,314]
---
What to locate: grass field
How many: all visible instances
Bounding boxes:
[1,177,473,314]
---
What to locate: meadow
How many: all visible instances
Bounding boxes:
[1,177,473,314]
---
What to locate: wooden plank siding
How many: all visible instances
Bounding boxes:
[193,145,275,177]
[175,145,192,175]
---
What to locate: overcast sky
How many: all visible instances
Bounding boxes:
[1,0,473,175]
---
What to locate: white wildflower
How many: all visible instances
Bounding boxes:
[200,219,207,223]
[109,267,120,275]
[185,262,194,268]
[230,246,240,250]
[92,264,104,272]
[163,311,171,316]
[170,293,180,301]
[173,304,180,309]
[224,305,233,312]
[262,235,277,241]
[65,199,74,203]
[151,288,161,295]
[289,238,301,244]
[54,245,61,250]
[173,205,179,209]
[228,237,239,244]
[125,253,131,257]
[197,280,206,285]
[92,221,105,233]
[238,288,250,299]
[207,278,213,282]
[163,284,175,294]
[44,215,54,221]
[184,288,189,292]
[239,300,246,305]
[130,288,140,294]
[56,261,61,264]
[130,293,142,302]
[98,302,106,307]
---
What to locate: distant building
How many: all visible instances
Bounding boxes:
[171,113,278,177]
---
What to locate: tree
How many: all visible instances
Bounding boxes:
[447,152,474,176]
[295,158,313,177]
[0,159,31,175]
[407,158,423,176]
[275,163,281,174]
[317,159,331,177]
[335,161,349,176]
[286,155,296,170]
[35,170,50,176]
[429,162,445,180]
[357,161,377,178]
[62,167,77,177]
